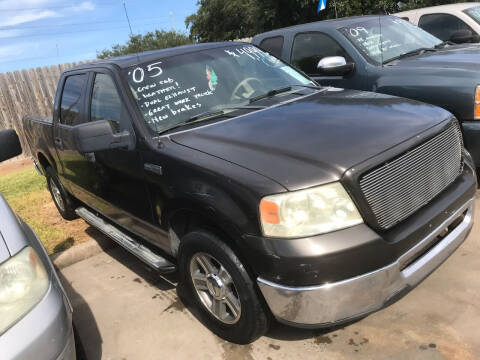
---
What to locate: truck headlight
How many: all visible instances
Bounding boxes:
[259,182,363,238]
[0,247,49,335]
[475,86,480,120]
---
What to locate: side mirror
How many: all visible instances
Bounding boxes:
[0,129,22,163]
[317,56,355,76]
[73,120,132,153]
[450,29,475,44]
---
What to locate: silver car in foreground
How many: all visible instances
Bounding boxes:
[0,129,75,360]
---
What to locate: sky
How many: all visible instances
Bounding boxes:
[0,0,199,72]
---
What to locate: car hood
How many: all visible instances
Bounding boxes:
[171,89,452,191]
[0,231,9,263]
[392,44,480,70]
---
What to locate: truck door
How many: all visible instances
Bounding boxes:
[54,72,99,197]
[84,70,163,247]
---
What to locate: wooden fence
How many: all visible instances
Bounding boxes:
[0,61,92,156]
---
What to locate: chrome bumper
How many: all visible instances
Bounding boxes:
[258,198,475,327]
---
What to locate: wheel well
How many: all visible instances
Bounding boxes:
[37,152,51,172]
[170,210,232,243]
[169,209,244,260]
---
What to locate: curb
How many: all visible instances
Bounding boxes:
[50,237,116,269]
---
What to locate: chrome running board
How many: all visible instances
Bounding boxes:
[75,207,176,273]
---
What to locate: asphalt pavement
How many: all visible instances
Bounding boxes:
[60,195,480,360]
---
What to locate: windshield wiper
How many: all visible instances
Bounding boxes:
[249,86,293,104]
[249,84,324,104]
[158,106,265,135]
[383,47,437,64]
[291,84,323,89]
[434,41,454,49]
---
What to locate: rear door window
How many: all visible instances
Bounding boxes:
[60,74,87,126]
[90,73,123,133]
[418,13,473,41]
[259,36,284,58]
[291,32,350,75]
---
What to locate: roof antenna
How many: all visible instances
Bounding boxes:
[123,0,141,64]
[123,0,134,37]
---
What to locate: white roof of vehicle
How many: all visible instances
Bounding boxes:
[395,2,480,16]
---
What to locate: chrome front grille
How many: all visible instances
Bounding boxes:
[359,122,463,229]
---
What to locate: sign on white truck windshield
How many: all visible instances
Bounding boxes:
[340,17,442,64]
[125,45,311,133]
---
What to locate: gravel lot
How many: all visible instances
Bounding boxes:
[61,195,480,360]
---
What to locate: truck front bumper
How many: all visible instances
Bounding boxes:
[257,197,474,327]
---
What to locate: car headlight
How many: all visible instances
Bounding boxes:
[475,86,480,120]
[0,247,49,335]
[259,182,363,238]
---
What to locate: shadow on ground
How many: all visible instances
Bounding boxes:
[57,271,103,360]
[67,229,352,351]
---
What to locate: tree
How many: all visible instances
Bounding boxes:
[97,30,193,59]
[186,0,469,42]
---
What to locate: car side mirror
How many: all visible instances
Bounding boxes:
[450,29,475,44]
[0,129,22,163]
[317,56,355,76]
[73,120,132,153]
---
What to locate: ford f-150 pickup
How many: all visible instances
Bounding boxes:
[23,42,476,344]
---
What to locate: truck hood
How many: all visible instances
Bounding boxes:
[391,44,480,70]
[171,89,451,191]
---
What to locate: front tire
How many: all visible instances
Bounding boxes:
[46,167,78,220]
[178,230,269,344]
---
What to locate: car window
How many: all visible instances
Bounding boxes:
[340,17,442,64]
[60,74,87,126]
[418,13,473,41]
[291,32,350,75]
[464,6,480,25]
[90,73,122,133]
[125,44,313,134]
[259,36,284,58]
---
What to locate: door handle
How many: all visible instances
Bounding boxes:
[54,137,63,148]
[144,163,163,176]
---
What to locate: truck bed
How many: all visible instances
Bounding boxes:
[22,115,55,172]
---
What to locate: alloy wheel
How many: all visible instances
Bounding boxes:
[189,252,241,324]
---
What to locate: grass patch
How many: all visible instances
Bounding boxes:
[0,167,92,254]
[0,168,46,202]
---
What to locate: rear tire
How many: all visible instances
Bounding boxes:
[45,167,78,221]
[178,230,269,344]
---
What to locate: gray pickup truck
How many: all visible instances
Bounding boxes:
[0,130,75,360]
[253,15,480,169]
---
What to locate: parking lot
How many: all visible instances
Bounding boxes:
[60,194,480,360]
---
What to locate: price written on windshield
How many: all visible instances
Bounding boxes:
[348,27,369,37]
[129,62,163,83]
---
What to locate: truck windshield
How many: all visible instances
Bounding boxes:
[339,17,442,64]
[465,6,480,25]
[124,44,313,133]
